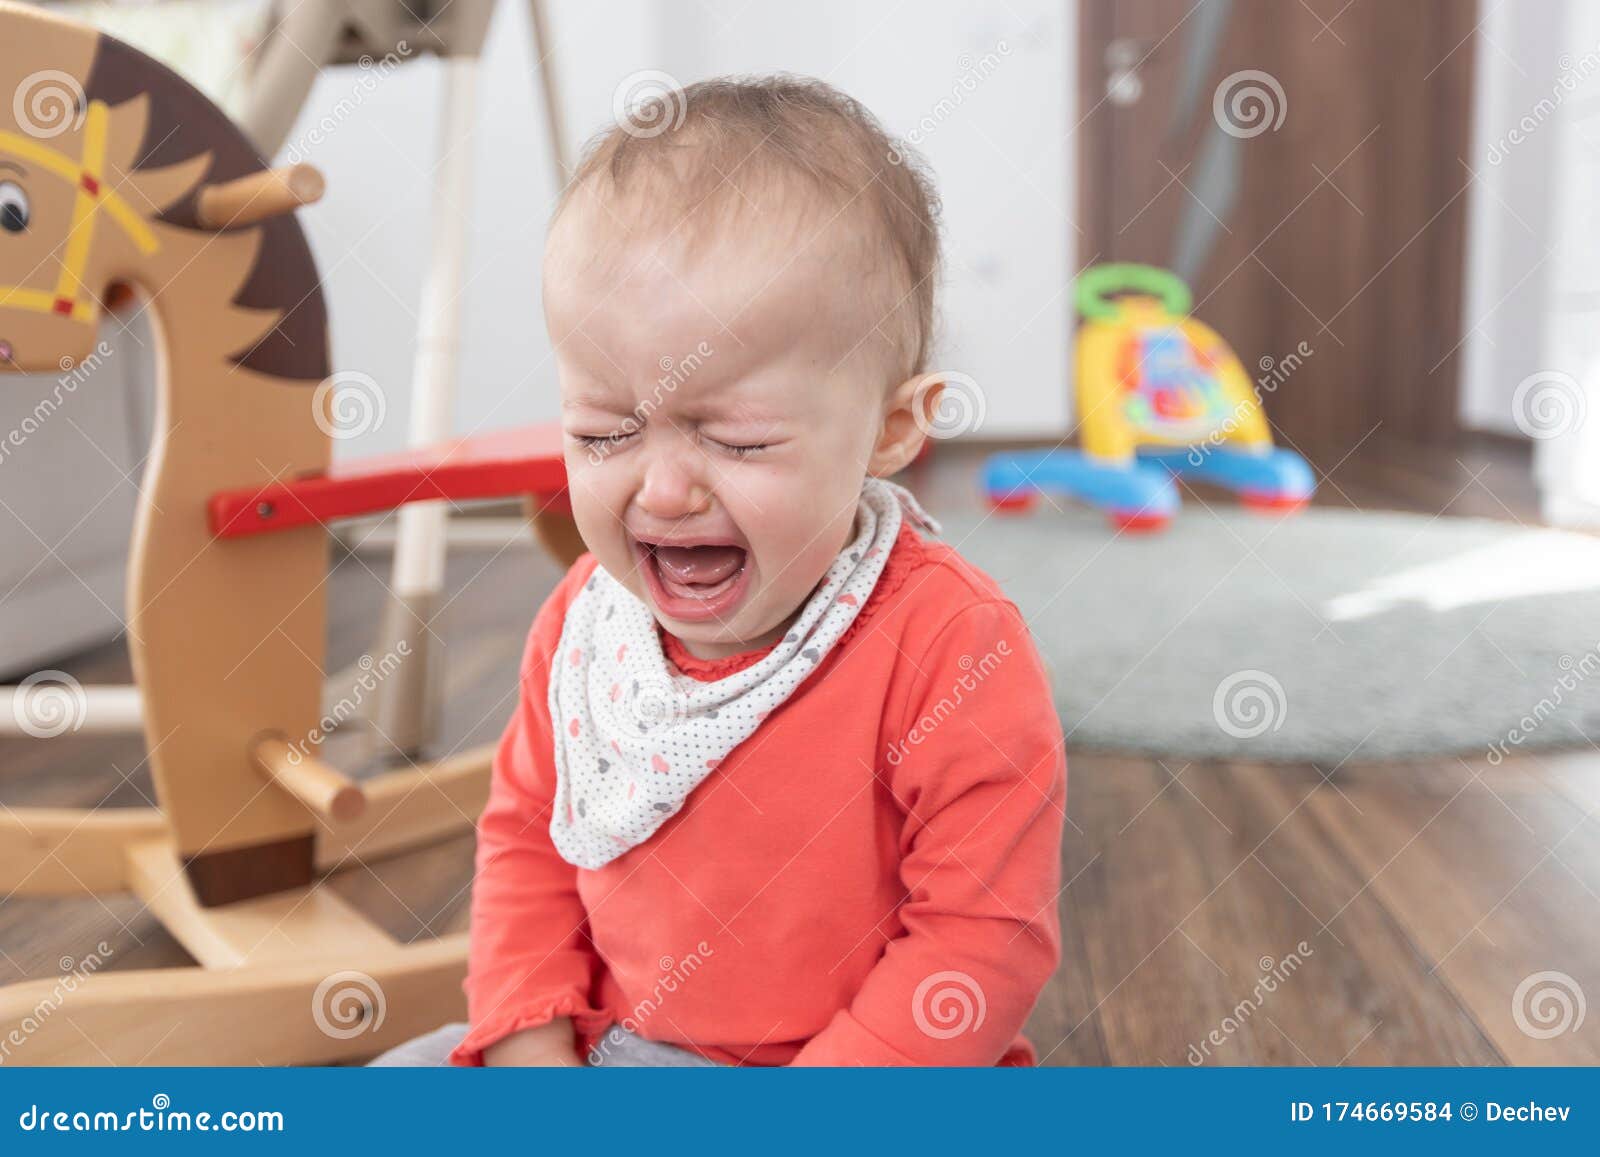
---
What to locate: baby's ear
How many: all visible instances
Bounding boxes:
[868,373,942,477]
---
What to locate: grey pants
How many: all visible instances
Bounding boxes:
[368,1022,717,1067]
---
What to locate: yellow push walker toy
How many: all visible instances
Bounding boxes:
[982,264,1314,531]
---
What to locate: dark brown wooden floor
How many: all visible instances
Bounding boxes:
[4,434,1597,1064]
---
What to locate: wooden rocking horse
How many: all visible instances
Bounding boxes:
[0,2,575,1063]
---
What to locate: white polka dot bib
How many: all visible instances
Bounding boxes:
[548,478,939,869]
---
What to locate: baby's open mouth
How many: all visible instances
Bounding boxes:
[633,535,753,622]
[652,542,745,597]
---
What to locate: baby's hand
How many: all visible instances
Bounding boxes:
[482,1017,585,1067]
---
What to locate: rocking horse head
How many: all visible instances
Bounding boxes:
[1,2,345,907]
[0,0,327,381]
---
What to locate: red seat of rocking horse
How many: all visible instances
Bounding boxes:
[207,421,569,538]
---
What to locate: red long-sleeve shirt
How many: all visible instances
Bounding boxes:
[451,524,1066,1066]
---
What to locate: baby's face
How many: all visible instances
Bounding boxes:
[546,198,894,659]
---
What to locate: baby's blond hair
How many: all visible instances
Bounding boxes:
[552,74,943,381]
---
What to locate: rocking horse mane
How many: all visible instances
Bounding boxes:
[84,33,329,382]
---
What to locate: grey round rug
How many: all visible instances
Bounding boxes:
[945,505,1600,762]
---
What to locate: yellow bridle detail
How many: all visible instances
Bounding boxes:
[0,99,161,324]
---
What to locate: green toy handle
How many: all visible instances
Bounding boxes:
[1075,263,1192,320]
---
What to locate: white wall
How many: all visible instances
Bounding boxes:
[278,0,1075,455]
[1460,0,1600,526]
[277,0,602,454]
[650,0,1075,438]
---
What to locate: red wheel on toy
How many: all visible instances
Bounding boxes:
[1240,491,1310,514]
[1108,510,1170,533]
[987,492,1037,514]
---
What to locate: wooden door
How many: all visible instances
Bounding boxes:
[1078,0,1477,465]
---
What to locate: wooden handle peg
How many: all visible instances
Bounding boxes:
[197,164,326,229]
[251,735,366,824]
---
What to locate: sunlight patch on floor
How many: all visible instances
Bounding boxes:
[1324,529,1600,621]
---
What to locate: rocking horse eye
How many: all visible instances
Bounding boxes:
[0,181,27,234]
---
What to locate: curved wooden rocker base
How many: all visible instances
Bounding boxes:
[0,934,467,1066]
[0,744,493,896]
[0,745,492,1064]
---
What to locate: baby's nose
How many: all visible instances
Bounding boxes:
[636,458,712,519]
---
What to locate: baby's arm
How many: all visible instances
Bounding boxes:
[791,600,1066,1066]
[482,1018,582,1067]
[448,565,608,1066]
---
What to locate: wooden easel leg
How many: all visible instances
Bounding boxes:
[370,51,484,758]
